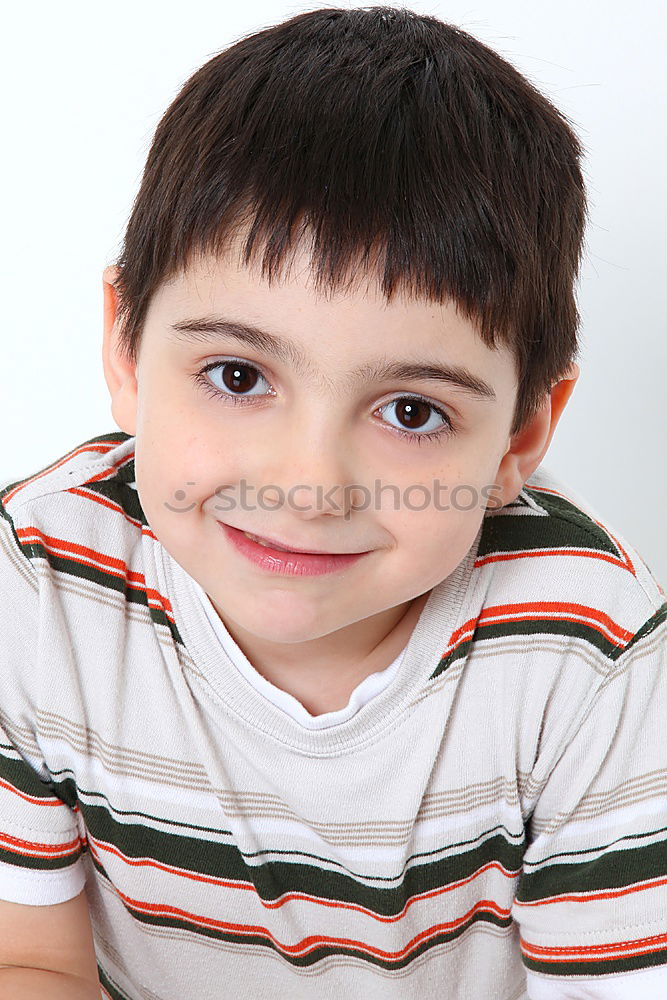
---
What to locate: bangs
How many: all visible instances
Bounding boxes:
[113,6,586,434]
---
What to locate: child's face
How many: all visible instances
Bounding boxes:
[106,246,521,648]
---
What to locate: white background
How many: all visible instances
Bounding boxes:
[1,0,665,586]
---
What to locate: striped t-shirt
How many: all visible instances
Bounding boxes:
[1,430,666,1000]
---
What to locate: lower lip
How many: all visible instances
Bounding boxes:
[218,522,371,577]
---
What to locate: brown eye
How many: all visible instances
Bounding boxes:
[221,362,260,395]
[377,396,452,441]
[394,398,431,431]
[194,359,272,402]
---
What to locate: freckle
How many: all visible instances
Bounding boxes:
[174,490,186,500]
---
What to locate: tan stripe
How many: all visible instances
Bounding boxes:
[36,711,210,789]
[31,711,532,841]
[0,710,44,762]
[38,569,161,628]
[532,769,667,834]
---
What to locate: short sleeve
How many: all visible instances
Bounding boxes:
[0,498,87,905]
[511,602,667,989]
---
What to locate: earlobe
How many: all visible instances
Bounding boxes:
[491,362,580,509]
[101,265,138,436]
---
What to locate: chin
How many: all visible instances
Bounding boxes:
[212,593,332,643]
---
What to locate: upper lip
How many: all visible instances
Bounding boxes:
[223,523,370,555]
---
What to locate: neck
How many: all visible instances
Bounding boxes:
[210,590,432,715]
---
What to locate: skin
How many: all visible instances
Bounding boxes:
[102,244,579,715]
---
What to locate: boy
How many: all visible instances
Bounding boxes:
[1,6,666,998]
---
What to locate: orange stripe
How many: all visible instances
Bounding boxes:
[0,829,82,859]
[67,485,159,542]
[0,776,68,807]
[528,484,636,576]
[475,546,631,573]
[18,526,135,573]
[105,875,512,962]
[88,836,519,927]
[15,527,174,618]
[479,601,632,641]
[1,442,125,506]
[443,601,632,657]
[515,874,667,907]
[521,929,667,961]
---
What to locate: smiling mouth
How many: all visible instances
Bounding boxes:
[236,527,367,555]
[242,530,300,552]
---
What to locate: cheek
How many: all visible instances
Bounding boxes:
[384,455,493,518]
[392,477,486,546]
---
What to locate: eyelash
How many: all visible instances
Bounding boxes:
[191,359,456,445]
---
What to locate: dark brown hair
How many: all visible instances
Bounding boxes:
[112,5,587,435]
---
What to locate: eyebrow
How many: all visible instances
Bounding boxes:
[168,317,497,400]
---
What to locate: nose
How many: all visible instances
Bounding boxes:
[257,420,365,520]
[266,481,366,520]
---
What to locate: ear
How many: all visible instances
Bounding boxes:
[491,362,580,508]
[102,265,139,435]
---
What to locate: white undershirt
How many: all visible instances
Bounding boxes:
[190,579,407,730]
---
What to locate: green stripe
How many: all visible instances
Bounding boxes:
[431,613,622,678]
[523,947,667,978]
[478,488,622,560]
[0,845,83,873]
[54,783,525,915]
[0,745,65,800]
[97,961,134,1000]
[516,835,667,902]
[85,461,148,527]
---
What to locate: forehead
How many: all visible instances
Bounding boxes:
[147,248,519,401]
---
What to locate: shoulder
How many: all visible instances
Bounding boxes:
[0,429,147,576]
[472,463,666,669]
